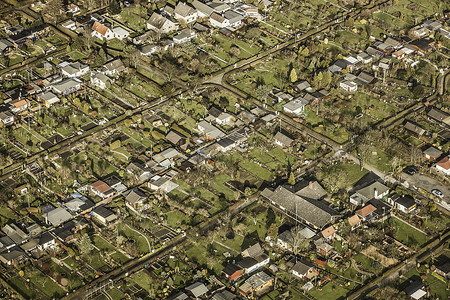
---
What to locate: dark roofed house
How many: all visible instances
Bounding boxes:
[423,146,442,161]
[404,121,426,136]
[239,271,273,297]
[435,260,450,279]
[92,206,117,225]
[388,194,416,214]
[0,247,27,266]
[261,186,340,229]
[212,290,236,300]
[223,263,243,281]
[292,260,317,280]
[186,282,208,298]
[409,37,437,54]
[427,108,450,127]
[404,281,426,300]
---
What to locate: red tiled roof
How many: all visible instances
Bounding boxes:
[92,21,109,36]
[321,225,335,238]
[436,156,450,170]
[91,180,111,193]
[356,204,377,218]
[348,214,361,227]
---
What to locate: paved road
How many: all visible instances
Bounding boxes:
[401,173,450,206]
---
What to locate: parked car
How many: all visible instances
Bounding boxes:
[431,189,444,198]
[403,166,418,175]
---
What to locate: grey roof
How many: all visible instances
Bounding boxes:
[102,59,125,72]
[212,290,236,300]
[424,146,442,158]
[0,39,13,51]
[274,131,293,146]
[192,0,214,16]
[198,121,225,139]
[39,91,58,102]
[278,230,293,244]
[185,282,208,298]
[52,78,81,93]
[243,271,272,289]
[45,207,72,227]
[148,12,171,30]
[125,189,147,204]
[293,80,311,91]
[261,186,339,229]
[283,98,308,112]
[427,108,450,123]
[174,2,196,17]
[223,10,244,24]
[353,181,389,201]
[292,260,314,275]
[242,243,264,258]
[404,121,425,135]
[93,206,115,218]
[169,292,189,300]
[290,180,327,201]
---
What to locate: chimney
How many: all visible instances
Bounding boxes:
[309,181,312,189]
[374,187,378,199]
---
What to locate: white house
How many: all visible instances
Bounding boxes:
[283,98,309,115]
[292,260,317,280]
[61,62,89,78]
[436,156,450,175]
[174,2,198,24]
[356,52,372,64]
[350,181,389,206]
[210,13,229,28]
[192,0,214,18]
[140,44,159,57]
[61,19,76,31]
[90,72,111,89]
[112,27,130,40]
[0,111,14,126]
[147,12,178,34]
[52,78,82,95]
[91,21,114,40]
[38,91,59,107]
[340,80,358,92]
[92,206,117,224]
[173,28,197,44]
[37,232,56,251]
[273,131,293,147]
[215,112,233,125]
[224,10,244,28]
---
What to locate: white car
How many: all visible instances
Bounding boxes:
[431,189,444,198]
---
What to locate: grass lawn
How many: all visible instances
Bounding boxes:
[93,235,116,252]
[387,217,428,248]
[111,251,131,265]
[185,243,224,273]
[166,210,189,228]
[239,159,272,181]
[29,270,65,298]
[353,253,376,273]
[107,287,125,300]
[9,277,37,299]
[131,270,153,292]
[268,147,297,165]
[83,251,108,270]
[210,174,235,200]
[118,223,151,254]
[62,256,81,270]
[309,282,349,299]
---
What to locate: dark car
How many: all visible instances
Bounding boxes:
[403,166,418,175]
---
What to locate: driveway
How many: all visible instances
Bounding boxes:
[401,172,450,205]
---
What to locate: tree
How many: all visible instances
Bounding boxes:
[109,0,122,15]
[345,17,355,28]
[323,70,332,87]
[111,139,121,149]
[255,85,270,103]
[301,47,309,57]
[230,46,241,57]
[79,234,94,254]
[288,172,295,186]
[289,68,298,83]
[124,119,132,127]
[46,0,64,23]
[412,85,424,99]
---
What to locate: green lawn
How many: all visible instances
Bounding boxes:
[404,268,448,299]
[118,223,151,254]
[111,251,131,265]
[387,217,428,249]
[309,282,349,299]
[239,159,272,181]
[9,277,37,299]
[166,210,189,228]
[210,174,235,200]
[93,235,116,252]
[83,251,108,271]
[29,270,65,298]
[268,147,297,165]
[107,287,125,300]
[131,270,153,292]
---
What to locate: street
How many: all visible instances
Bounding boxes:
[401,172,450,207]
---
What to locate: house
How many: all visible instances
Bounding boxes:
[224,10,244,28]
[436,156,450,175]
[192,0,214,17]
[174,2,198,24]
[0,110,14,126]
[0,39,13,52]
[61,62,89,78]
[427,108,450,127]
[66,3,80,14]
[321,225,335,241]
[3,224,28,245]
[270,90,294,103]
[356,52,372,64]
[92,206,117,224]
[149,176,179,193]
[90,72,111,89]
[0,247,27,266]
[277,230,294,250]
[52,78,82,95]
[38,91,59,107]
[185,282,208,298]
[349,181,389,206]
[423,146,442,161]
[140,44,159,57]
[173,28,197,44]
[223,263,243,281]
[348,214,361,230]
[273,131,293,147]
[404,281,427,300]
[261,186,340,230]
[283,98,309,115]
[241,4,259,17]
[169,292,189,300]
[238,244,270,274]
[0,236,15,253]
[9,99,30,114]
[99,59,126,76]
[292,260,317,280]
[112,27,129,40]
[355,204,377,222]
[44,207,72,227]
[91,21,114,40]
[209,1,230,13]
[89,180,115,199]
[314,238,334,256]
[216,112,233,125]
[37,232,56,251]
[26,224,42,237]
[210,13,229,28]
[125,188,147,210]
[435,261,450,279]
[390,194,416,214]
[104,176,127,193]
[404,121,426,137]
[290,180,327,201]
[147,12,178,34]
[239,271,273,297]
[340,80,357,92]
[212,290,236,300]
[409,38,438,54]
[133,31,153,45]
[166,130,187,147]
[217,137,236,152]
[198,121,225,140]
[293,80,311,93]
[392,49,405,59]
[126,162,152,181]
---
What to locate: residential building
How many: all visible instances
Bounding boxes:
[112,27,129,40]
[89,180,115,199]
[293,80,311,93]
[348,214,361,230]
[125,188,147,210]
[224,10,244,28]
[0,110,14,126]
[3,224,28,245]
[91,21,114,40]
[90,72,111,89]
[261,186,340,230]
[435,156,450,175]
[389,194,416,214]
[198,121,225,140]
[61,62,89,78]
[427,108,450,127]
[223,263,243,281]
[356,52,372,64]
[192,0,214,17]
[340,80,358,92]
[404,121,426,137]
[283,98,309,115]
[321,225,335,241]
[435,260,450,279]
[185,282,208,298]
[92,206,117,224]
[210,12,229,27]
[239,271,273,297]
[99,59,126,76]
[126,162,152,181]
[211,290,236,300]
[43,207,72,226]
[174,2,198,24]
[38,91,59,107]
[0,247,27,266]
[140,44,159,57]
[52,78,82,95]
[423,146,442,161]
[349,180,389,206]
[173,28,197,44]
[355,204,377,222]
[9,99,30,114]
[403,281,426,300]
[147,12,178,34]
[292,260,318,280]
[273,131,293,148]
